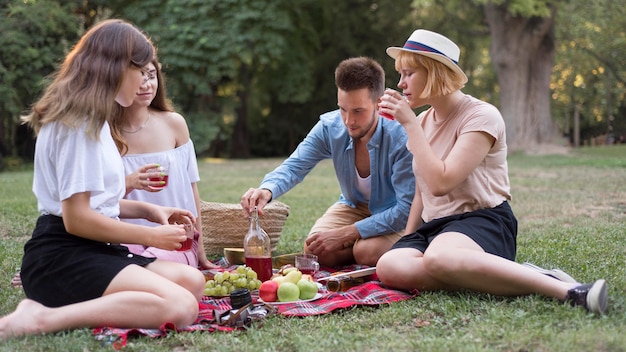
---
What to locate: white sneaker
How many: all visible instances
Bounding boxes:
[522,262,579,284]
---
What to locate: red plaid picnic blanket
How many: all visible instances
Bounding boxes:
[93,263,418,349]
[266,280,416,316]
[93,300,236,350]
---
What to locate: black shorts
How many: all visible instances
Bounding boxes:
[392,201,518,260]
[20,215,156,307]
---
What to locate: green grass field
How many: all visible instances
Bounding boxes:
[1,145,625,351]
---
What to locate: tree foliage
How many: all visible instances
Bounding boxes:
[411,0,626,149]
[0,0,81,167]
[1,0,625,165]
[253,0,415,156]
[111,0,323,157]
[551,0,626,145]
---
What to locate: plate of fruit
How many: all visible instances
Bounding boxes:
[257,266,322,304]
[259,292,323,305]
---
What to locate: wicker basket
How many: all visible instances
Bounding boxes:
[199,200,290,256]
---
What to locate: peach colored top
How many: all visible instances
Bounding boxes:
[412,94,511,222]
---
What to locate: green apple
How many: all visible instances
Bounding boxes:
[297,279,318,300]
[277,282,300,302]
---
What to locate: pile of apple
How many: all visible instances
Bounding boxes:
[259,266,318,302]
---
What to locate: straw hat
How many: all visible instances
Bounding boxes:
[386,29,468,84]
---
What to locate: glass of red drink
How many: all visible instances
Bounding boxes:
[176,223,194,252]
[295,253,320,275]
[148,162,169,190]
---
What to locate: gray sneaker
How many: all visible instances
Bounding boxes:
[566,280,608,315]
[522,262,579,284]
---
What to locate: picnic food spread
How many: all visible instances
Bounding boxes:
[204,261,381,304]
[205,216,375,302]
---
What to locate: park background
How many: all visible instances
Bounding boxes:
[0,1,625,351]
[1,0,625,167]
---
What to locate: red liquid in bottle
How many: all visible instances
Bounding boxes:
[245,256,273,282]
[176,237,193,251]
[149,175,169,189]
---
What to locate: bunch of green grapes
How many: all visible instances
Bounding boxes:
[204,265,262,297]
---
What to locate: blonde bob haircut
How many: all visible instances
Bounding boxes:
[394,51,466,98]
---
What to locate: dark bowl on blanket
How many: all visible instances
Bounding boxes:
[224,247,245,265]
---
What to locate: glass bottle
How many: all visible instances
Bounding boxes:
[326,276,365,292]
[243,206,272,282]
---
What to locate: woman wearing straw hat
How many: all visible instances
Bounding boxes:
[375,29,608,314]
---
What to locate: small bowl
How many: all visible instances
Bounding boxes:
[224,247,245,265]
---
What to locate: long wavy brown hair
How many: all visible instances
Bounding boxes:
[21,19,154,140]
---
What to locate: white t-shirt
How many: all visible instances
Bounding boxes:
[33,121,125,218]
[354,165,371,202]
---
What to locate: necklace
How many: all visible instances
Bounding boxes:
[122,111,151,134]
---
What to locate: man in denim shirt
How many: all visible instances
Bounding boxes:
[241,57,414,267]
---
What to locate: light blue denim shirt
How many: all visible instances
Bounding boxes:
[260,109,415,239]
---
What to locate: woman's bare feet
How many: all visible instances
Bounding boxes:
[0,299,48,340]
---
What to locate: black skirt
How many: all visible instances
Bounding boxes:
[21,214,156,307]
[392,201,518,260]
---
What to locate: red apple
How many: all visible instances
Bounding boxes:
[259,280,279,302]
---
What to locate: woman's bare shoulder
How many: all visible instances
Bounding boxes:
[157,110,189,145]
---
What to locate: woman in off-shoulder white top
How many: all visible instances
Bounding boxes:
[110,58,218,270]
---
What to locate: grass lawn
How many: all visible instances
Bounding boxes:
[1,145,625,351]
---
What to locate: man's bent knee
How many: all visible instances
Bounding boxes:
[353,238,394,266]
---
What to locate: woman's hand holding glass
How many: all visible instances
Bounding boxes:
[147,160,169,191]
[379,88,412,124]
[144,205,195,250]
[125,163,164,194]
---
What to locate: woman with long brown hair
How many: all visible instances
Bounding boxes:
[1,19,205,339]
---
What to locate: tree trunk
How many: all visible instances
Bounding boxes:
[574,103,580,148]
[484,3,559,152]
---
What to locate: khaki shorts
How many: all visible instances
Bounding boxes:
[308,202,403,243]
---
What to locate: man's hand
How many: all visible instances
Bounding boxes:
[240,187,273,217]
[305,225,360,258]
